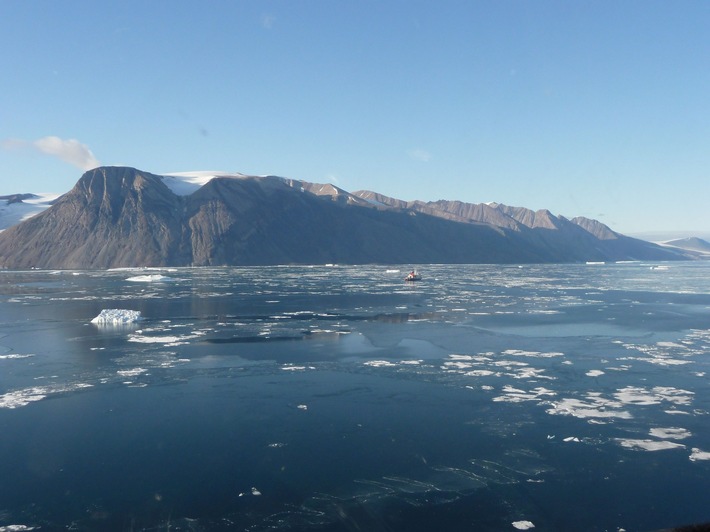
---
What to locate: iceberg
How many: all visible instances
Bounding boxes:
[91,309,142,325]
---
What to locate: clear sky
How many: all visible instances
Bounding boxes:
[1,0,708,235]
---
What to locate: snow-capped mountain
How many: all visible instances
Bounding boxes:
[0,193,61,232]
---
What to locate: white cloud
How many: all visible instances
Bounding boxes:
[261,13,275,29]
[33,136,100,170]
[2,136,100,171]
[408,149,431,162]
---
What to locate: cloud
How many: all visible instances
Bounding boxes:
[34,136,100,170]
[261,13,275,29]
[408,149,431,162]
[2,136,100,170]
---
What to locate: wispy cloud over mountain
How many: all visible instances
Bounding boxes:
[2,136,100,171]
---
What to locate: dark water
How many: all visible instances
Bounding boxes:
[1,263,710,531]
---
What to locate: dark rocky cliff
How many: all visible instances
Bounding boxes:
[0,166,691,269]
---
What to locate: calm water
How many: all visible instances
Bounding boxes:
[1,262,710,531]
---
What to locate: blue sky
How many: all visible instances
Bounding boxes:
[1,1,708,235]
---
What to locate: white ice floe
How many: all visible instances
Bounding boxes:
[364,360,397,367]
[563,436,581,443]
[502,349,563,358]
[117,368,148,377]
[0,383,93,409]
[586,370,605,377]
[128,331,204,346]
[615,438,686,452]
[649,427,691,440]
[493,385,556,403]
[0,526,38,531]
[281,365,315,371]
[512,520,535,530]
[546,396,632,420]
[0,353,34,360]
[126,274,174,282]
[689,448,710,461]
[238,486,263,497]
[297,404,308,411]
[464,369,497,377]
[91,309,142,325]
[615,386,694,406]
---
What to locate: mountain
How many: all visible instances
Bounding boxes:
[0,166,693,269]
[660,237,710,257]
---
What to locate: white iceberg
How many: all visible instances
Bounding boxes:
[91,309,143,325]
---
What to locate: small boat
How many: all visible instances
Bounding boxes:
[404,270,422,282]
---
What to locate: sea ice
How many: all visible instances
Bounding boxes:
[512,520,535,529]
[117,368,148,377]
[615,439,686,452]
[0,383,93,409]
[546,397,632,420]
[364,360,397,367]
[649,427,691,440]
[91,309,142,325]
[126,274,173,282]
[689,448,710,461]
[281,365,315,371]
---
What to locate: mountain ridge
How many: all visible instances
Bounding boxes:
[0,166,694,269]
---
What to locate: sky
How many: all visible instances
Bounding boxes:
[1,0,708,236]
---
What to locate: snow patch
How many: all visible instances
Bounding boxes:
[161,171,250,196]
[0,192,60,231]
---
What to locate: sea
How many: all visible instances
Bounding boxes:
[1,262,710,532]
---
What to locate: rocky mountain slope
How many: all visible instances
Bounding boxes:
[0,166,692,269]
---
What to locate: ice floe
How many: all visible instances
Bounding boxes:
[281,365,316,371]
[689,448,710,461]
[649,427,691,440]
[0,353,34,359]
[546,396,632,420]
[0,383,93,409]
[91,309,142,325]
[117,368,148,377]
[614,386,694,406]
[493,385,556,403]
[364,360,397,367]
[126,274,174,282]
[128,330,204,346]
[512,520,535,530]
[586,370,605,377]
[615,439,686,452]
